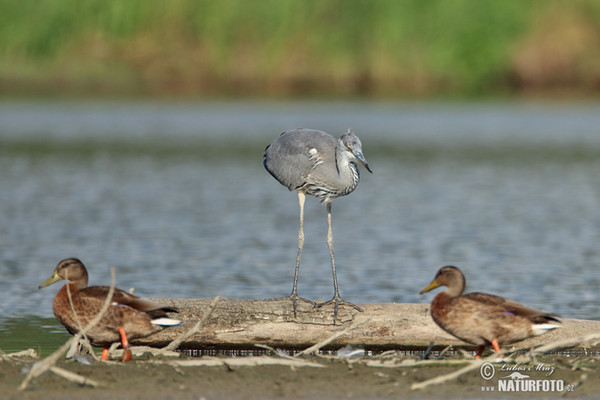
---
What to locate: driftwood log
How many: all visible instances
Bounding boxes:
[133,298,600,352]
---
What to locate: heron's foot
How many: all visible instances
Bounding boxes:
[271,294,316,317]
[289,293,317,317]
[315,296,363,325]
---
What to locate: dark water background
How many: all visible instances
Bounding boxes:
[1,100,599,355]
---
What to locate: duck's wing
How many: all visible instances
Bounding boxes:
[78,286,178,315]
[463,292,560,323]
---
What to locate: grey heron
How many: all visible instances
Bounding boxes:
[263,128,372,323]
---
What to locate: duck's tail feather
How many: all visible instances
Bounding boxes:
[531,321,561,336]
[151,317,182,327]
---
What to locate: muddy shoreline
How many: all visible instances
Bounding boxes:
[4,348,598,399]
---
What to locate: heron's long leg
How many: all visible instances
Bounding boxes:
[326,202,339,298]
[290,189,306,316]
[316,202,363,324]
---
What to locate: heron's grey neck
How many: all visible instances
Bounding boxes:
[333,144,360,194]
[303,140,361,204]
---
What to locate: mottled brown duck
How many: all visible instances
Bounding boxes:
[420,266,561,357]
[39,258,181,361]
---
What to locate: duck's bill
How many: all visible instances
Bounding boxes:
[419,280,440,294]
[39,271,62,289]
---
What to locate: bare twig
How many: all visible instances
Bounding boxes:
[367,359,470,368]
[151,356,324,368]
[49,366,101,387]
[109,346,180,359]
[254,344,297,360]
[163,296,222,352]
[295,316,372,357]
[437,345,454,359]
[530,332,600,355]
[65,270,98,360]
[0,349,38,362]
[410,351,504,390]
[408,332,600,392]
[18,267,116,391]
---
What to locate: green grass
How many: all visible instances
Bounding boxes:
[1,0,599,97]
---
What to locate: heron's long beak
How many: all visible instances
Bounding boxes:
[419,279,440,295]
[39,271,62,289]
[354,150,372,173]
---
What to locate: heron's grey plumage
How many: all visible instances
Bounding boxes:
[263,128,372,324]
[264,128,370,204]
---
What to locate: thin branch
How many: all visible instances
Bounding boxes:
[367,359,470,368]
[49,366,101,387]
[530,332,600,355]
[254,344,297,360]
[19,267,117,391]
[64,271,97,360]
[151,356,325,368]
[109,345,180,360]
[411,351,504,390]
[295,316,372,357]
[408,333,600,391]
[0,349,38,362]
[163,296,222,352]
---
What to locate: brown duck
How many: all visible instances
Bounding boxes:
[39,258,181,361]
[420,266,561,357]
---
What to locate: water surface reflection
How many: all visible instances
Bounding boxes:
[1,102,598,341]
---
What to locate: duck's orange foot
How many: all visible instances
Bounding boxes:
[101,347,110,361]
[475,345,485,358]
[118,327,133,362]
[120,349,133,362]
[491,338,501,353]
[491,338,504,359]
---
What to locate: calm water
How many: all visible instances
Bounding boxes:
[1,100,599,353]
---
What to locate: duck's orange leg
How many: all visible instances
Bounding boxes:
[119,327,132,362]
[475,340,501,359]
[475,345,485,358]
[491,338,501,353]
[101,347,110,361]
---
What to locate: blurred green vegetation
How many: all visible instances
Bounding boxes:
[0,317,69,357]
[1,0,600,98]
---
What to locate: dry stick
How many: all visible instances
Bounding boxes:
[4,349,38,359]
[254,344,298,361]
[409,333,600,391]
[366,358,470,368]
[437,345,454,359]
[49,366,101,387]
[155,356,325,368]
[163,296,223,352]
[411,351,504,391]
[0,349,11,363]
[295,316,372,357]
[530,332,600,355]
[64,270,98,360]
[18,268,117,391]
